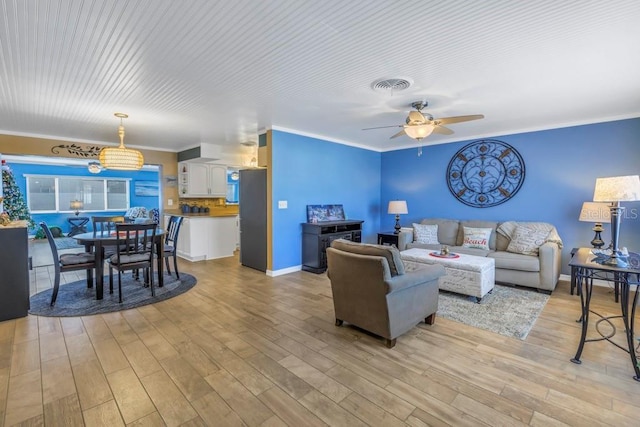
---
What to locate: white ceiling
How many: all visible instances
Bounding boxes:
[0,0,638,154]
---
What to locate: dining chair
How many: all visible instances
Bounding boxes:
[163,216,183,278]
[92,215,125,236]
[92,215,126,258]
[107,222,157,303]
[40,222,96,306]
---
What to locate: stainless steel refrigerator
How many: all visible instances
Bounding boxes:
[239,168,267,271]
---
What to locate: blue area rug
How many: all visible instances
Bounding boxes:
[29,273,197,317]
[54,237,84,250]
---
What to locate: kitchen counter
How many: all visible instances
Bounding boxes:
[165,205,239,218]
[163,213,239,261]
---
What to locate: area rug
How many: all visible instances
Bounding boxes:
[29,273,197,317]
[54,237,84,250]
[436,284,549,340]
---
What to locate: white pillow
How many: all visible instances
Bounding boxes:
[413,223,439,244]
[462,226,492,250]
[507,225,549,255]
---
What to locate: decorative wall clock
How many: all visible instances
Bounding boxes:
[446,139,525,208]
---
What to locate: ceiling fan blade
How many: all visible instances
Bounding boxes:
[407,111,425,124]
[432,125,454,135]
[362,124,403,130]
[389,129,406,139]
[433,114,484,125]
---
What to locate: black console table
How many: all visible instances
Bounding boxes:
[569,247,640,381]
[302,220,363,273]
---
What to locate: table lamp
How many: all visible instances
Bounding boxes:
[578,202,611,248]
[69,200,84,216]
[388,200,408,234]
[593,175,640,267]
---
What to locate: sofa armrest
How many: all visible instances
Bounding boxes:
[385,264,445,294]
[538,242,561,290]
[397,228,413,251]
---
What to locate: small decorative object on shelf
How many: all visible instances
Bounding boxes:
[440,245,450,256]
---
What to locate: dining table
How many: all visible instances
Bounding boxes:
[73,229,165,300]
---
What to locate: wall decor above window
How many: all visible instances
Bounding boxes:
[446,139,525,208]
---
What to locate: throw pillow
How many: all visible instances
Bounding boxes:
[413,223,439,244]
[462,227,492,250]
[506,225,550,256]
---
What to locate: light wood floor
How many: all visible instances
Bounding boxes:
[2,256,639,426]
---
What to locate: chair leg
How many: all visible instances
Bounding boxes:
[165,255,172,276]
[109,265,114,294]
[150,264,155,297]
[50,271,61,306]
[173,254,180,279]
[117,271,123,303]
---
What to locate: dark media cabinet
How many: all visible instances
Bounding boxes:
[302,220,363,273]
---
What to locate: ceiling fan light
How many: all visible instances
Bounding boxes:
[404,124,434,140]
[87,161,102,174]
[99,113,144,170]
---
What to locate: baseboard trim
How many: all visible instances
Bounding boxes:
[559,273,617,289]
[267,265,302,277]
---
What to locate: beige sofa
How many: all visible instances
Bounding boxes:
[398,219,563,292]
[326,239,445,347]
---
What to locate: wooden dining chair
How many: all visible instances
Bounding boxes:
[92,215,125,236]
[163,216,183,278]
[107,222,157,303]
[40,222,96,306]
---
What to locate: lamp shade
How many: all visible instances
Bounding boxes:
[69,200,83,211]
[578,202,611,223]
[403,124,434,140]
[593,175,640,202]
[99,113,144,171]
[99,146,144,170]
[388,200,408,215]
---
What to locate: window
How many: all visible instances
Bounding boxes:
[26,175,130,213]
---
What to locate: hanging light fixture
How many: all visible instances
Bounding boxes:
[404,124,435,157]
[98,113,144,170]
[87,161,102,174]
[403,124,434,140]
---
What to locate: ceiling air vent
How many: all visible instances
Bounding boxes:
[371,77,413,93]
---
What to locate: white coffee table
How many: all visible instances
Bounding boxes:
[401,248,495,302]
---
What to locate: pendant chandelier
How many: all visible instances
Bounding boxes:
[98,113,144,170]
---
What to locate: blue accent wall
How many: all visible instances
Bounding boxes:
[270,130,381,271]
[381,118,640,275]
[6,162,159,234]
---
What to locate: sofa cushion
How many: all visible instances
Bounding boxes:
[506,224,550,255]
[412,223,439,244]
[457,220,498,249]
[420,218,459,246]
[450,246,492,257]
[461,226,492,250]
[331,239,405,276]
[488,251,540,272]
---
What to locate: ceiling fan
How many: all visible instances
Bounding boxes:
[363,101,484,141]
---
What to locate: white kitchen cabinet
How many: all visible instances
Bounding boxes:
[177,217,208,261]
[179,162,226,197]
[170,215,237,261]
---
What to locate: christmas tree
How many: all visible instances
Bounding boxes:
[2,160,35,228]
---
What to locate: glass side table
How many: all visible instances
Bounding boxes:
[67,217,89,237]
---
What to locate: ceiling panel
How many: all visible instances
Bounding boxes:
[0,0,638,153]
